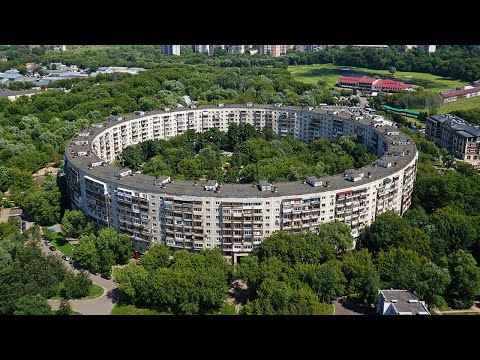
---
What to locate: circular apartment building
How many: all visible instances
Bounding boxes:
[65,104,418,263]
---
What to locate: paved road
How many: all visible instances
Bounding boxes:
[333,297,375,315]
[36,231,119,315]
[434,302,480,315]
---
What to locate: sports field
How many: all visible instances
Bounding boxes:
[289,64,467,92]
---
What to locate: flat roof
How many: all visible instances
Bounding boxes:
[65,105,417,198]
[380,290,430,315]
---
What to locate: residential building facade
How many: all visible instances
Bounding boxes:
[425,114,480,168]
[65,105,418,263]
[160,45,181,56]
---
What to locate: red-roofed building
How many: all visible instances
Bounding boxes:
[440,86,480,103]
[337,76,412,92]
[25,62,36,69]
[337,76,375,90]
[372,79,412,92]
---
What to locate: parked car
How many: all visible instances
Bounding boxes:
[44,240,51,246]
[64,256,71,262]
[101,273,112,280]
[49,245,56,251]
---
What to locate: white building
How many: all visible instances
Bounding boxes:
[65,105,418,263]
[161,45,181,56]
[377,290,430,315]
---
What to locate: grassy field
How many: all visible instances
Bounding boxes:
[111,304,171,315]
[289,64,467,92]
[219,304,236,315]
[43,228,74,257]
[83,284,104,299]
[443,312,480,315]
[437,96,480,114]
[51,283,103,300]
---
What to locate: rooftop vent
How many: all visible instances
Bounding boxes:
[391,300,397,303]
[407,299,418,303]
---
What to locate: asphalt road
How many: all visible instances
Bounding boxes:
[37,232,119,315]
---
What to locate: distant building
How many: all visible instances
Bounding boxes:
[377,290,430,315]
[337,76,412,92]
[0,55,7,62]
[260,45,292,57]
[0,69,23,82]
[228,45,245,54]
[89,67,145,77]
[194,45,212,54]
[425,114,480,168]
[351,45,389,50]
[161,45,181,56]
[416,45,437,53]
[310,45,326,51]
[440,86,480,103]
[394,45,436,53]
[0,88,44,101]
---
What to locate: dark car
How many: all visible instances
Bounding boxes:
[101,274,112,280]
[49,245,56,251]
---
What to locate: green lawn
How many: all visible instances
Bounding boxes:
[82,284,104,299]
[207,304,237,315]
[289,64,467,93]
[219,304,237,315]
[111,304,171,315]
[443,312,480,315]
[43,228,74,257]
[51,283,103,300]
[437,96,480,114]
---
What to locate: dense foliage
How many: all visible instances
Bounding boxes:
[120,125,376,183]
[237,223,376,314]
[0,221,93,314]
[116,246,232,315]
[73,227,134,274]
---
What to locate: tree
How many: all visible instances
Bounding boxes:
[96,228,132,270]
[253,231,335,267]
[317,221,354,254]
[341,249,380,304]
[14,294,51,315]
[120,145,144,170]
[446,250,480,309]
[375,248,426,290]
[358,211,412,254]
[414,262,450,308]
[61,210,88,238]
[115,262,149,304]
[63,270,92,299]
[308,262,346,303]
[140,244,171,272]
[388,66,396,75]
[73,234,100,271]
[56,299,72,315]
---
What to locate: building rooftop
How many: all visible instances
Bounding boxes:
[380,290,430,315]
[428,114,480,137]
[65,105,417,199]
[0,88,43,98]
[440,86,480,99]
[373,79,412,90]
[338,76,376,84]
